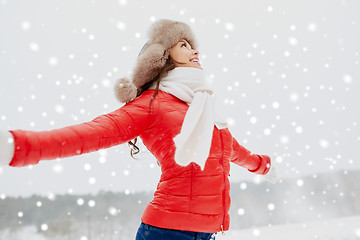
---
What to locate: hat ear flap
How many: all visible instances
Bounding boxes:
[114,77,137,103]
[132,43,169,88]
[113,44,168,104]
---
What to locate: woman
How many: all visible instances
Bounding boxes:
[0,19,277,240]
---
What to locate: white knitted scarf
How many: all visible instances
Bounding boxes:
[149,67,228,170]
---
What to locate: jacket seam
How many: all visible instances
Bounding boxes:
[189,164,193,212]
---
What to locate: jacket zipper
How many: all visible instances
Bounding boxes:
[219,129,226,235]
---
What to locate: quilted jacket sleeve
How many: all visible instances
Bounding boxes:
[8,96,156,167]
[230,137,271,175]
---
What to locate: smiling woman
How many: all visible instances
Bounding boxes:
[169,39,202,69]
[0,19,276,240]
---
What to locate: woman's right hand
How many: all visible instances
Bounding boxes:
[0,130,15,166]
[263,165,277,184]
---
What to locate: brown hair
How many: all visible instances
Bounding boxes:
[127,57,176,159]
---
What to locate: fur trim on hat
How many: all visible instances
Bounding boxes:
[132,43,169,91]
[114,77,137,103]
[147,19,198,51]
[114,19,198,103]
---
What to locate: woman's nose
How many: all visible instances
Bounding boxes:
[192,49,199,56]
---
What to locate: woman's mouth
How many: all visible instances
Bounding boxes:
[190,58,201,66]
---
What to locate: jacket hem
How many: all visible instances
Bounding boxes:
[141,203,228,233]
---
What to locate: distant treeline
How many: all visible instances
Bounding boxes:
[1,170,359,239]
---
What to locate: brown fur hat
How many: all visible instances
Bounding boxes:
[114,19,198,103]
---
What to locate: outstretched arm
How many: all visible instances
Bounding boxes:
[1,96,156,167]
[230,137,271,175]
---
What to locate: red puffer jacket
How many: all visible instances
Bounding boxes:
[9,89,270,233]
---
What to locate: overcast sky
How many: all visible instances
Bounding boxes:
[0,0,359,197]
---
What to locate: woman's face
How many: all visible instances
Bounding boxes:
[169,39,202,69]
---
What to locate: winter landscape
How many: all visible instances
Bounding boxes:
[1,0,359,239]
[1,170,360,239]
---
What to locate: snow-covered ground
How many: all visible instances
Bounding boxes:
[0,226,46,240]
[217,215,360,240]
[1,215,359,239]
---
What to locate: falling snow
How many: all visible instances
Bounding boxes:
[1,0,360,239]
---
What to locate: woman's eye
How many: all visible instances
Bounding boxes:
[182,43,187,47]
